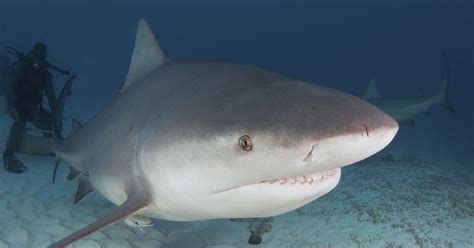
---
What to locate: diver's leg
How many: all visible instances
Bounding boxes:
[30,108,53,136]
[3,120,28,173]
[4,120,26,154]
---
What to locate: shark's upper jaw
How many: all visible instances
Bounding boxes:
[218,168,341,194]
[259,168,341,185]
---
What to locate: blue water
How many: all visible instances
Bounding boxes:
[0,1,472,247]
[1,0,471,162]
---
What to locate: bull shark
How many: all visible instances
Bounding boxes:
[362,55,454,125]
[49,19,398,247]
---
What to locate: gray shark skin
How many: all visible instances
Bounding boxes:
[362,55,454,125]
[49,19,398,247]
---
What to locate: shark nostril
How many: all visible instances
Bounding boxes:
[303,151,313,162]
[363,124,370,137]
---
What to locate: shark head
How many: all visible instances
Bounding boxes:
[137,63,398,221]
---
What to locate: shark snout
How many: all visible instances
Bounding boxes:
[302,116,398,170]
[363,111,399,145]
[358,117,399,140]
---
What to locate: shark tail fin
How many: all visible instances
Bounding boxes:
[436,53,455,112]
[48,192,152,248]
[52,75,76,141]
[362,78,382,99]
[51,75,76,184]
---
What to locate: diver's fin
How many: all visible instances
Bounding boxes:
[49,192,152,248]
[121,18,168,94]
[52,157,61,184]
[74,173,94,204]
[67,166,81,181]
[362,78,382,99]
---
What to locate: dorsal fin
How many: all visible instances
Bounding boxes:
[362,78,382,99]
[121,18,168,94]
[74,173,94,204]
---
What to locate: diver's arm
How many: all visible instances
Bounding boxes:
[46,62,70,76]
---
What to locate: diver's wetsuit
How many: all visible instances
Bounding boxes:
[3,44,68,173]
[4,60,57,151]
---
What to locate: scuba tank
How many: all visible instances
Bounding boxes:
[6,46,46,106]
[0,49,12,115]
[0,48,11,95]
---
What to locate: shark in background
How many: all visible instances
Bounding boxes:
[48,19,398,247]
[362,55,455,125]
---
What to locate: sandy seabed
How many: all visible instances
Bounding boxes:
[0,123,472,248]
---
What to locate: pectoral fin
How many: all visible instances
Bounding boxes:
[74,173,94,204]
[48,193,152,248]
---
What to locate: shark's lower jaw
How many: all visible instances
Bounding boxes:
[209,168,341,219]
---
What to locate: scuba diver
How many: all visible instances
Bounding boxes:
[2,43,70,173]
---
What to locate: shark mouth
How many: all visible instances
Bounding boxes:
[218,168,341,194]
[259,168,341,185]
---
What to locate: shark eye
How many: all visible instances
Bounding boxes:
[239,135,252,151]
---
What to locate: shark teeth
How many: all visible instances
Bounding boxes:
[260,169,338,185]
